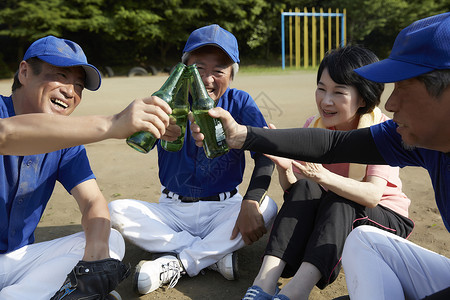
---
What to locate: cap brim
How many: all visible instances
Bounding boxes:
[81,65,101,91]
[184,43,240,64]
[37,55,102,91]
[354,58,434,83]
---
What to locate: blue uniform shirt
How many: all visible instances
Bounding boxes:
[157,88,267,198]
[371,120,450,232]
[0,95,96,253]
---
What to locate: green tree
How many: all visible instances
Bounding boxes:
[168,0,286,62]
[0,0,108,60]
[326,0,447,57]
[0,0,64,60]
[0,0,448,76]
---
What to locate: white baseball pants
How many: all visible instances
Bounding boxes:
[342,225,450,300]
[109,191,278,276]
[0,229,125,300]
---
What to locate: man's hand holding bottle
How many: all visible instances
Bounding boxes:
[111,96,176,141]
[189,107,248,150]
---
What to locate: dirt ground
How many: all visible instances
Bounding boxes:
[2,70,448,300]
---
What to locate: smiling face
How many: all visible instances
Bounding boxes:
[186,46,233,102]
[315,68,365,131]
[14,60,85,116]
[385,78,450,152]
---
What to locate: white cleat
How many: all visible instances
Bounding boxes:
[133,255,184,295]
[208,252,239,280]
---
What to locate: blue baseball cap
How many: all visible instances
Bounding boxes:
[183,24,240,64]
[355,12,450,83]
[23,35,101,91]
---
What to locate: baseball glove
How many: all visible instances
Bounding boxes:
[50,258,130,300]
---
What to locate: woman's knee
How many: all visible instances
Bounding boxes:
[285,179,323,201]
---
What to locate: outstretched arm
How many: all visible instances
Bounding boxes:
[244,126,386,165]
[0,96,172,155]
[191,107,386,165]
[264,123,302,191]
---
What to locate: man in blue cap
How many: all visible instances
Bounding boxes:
[340,12,450,300]
[0,35,173,299]
[190,12,450,300]
[109,24,278,295]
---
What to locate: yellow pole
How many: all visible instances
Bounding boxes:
[336,8,340,48]
[304,7,309,68]
[295,8,301,68]
[320,7,324,62]
[328,8,332,51]
[312,7,316,68]
[298,10,302,67]
[289,9,293,67]
[343,8,347,46]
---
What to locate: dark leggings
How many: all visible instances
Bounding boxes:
[264,179,414,289]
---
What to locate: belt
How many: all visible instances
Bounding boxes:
[162,188,238,203]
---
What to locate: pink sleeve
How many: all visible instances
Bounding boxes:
[366,164,391,182]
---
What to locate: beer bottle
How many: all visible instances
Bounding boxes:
[126,63,186,153]
[160,68,190,152]
[188,64,229,159]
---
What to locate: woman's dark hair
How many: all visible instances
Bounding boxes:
[317,45,384,115]
[12,57,44,92]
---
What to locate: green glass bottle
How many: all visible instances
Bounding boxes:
[188,64,229,159]
[160,68,190,152]
[126,63,186,153]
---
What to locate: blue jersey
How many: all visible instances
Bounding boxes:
[157,88,267,198]
[0,95,95,253]
[371,120,450,232]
